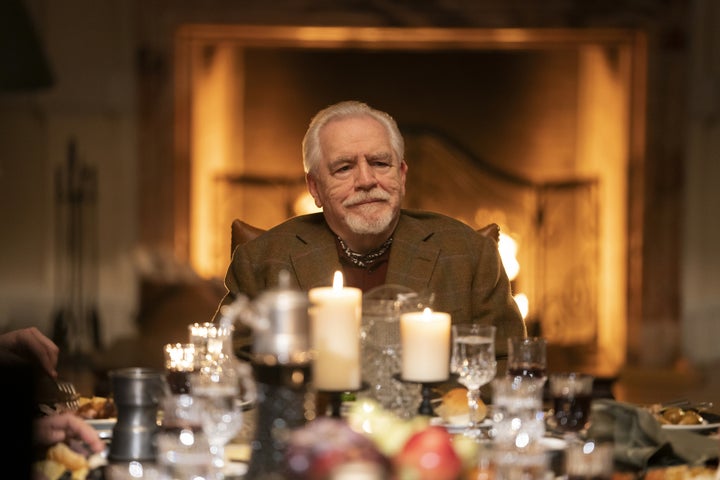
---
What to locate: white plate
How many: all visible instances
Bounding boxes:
[224,462,248,477]
[539,436,567,451]
[662,422,720,431]
[661,412,720,431]
[87,418,116,439]
[430,416,492,434]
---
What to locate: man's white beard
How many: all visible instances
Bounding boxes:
[344,205,394,235]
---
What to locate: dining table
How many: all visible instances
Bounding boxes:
[54,345,720,480]
[102,394,719,480]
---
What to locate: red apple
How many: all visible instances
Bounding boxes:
[394,426,463,480]
[285,417,391,479]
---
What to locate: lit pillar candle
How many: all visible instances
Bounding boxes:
[309,271,362,391]
[400,308,451,382]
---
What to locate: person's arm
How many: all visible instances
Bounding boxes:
[0,327,59,378]
[471,235,526,358]
[34,413,105,453]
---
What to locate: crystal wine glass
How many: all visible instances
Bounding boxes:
[188,322,254,479]
[190,361,244,480]
[451,324,497,439]
[156,393,212,479]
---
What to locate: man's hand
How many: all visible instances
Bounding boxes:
[34,413,105,453]
[0,327,60,378]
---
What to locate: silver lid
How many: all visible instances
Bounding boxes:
[252,271,310,363]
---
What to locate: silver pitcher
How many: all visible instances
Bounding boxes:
[222,270,313,479]
[222,270,311,365]
[108,367,165,462]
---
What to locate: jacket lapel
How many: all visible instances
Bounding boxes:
[385,215,440,293]
[289,220,342,290]
[286,212,440,293]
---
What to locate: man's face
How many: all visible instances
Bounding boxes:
[307,115,407,249]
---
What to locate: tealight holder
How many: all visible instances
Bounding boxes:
[163,343,196,395]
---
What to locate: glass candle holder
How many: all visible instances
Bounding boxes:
[164,343,196,395]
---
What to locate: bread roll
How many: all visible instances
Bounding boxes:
[71,467,90,480]
[436,387,487,424]
[33,459,67,480]
[47,442,88,472]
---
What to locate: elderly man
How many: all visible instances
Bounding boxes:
[217,100,525,357]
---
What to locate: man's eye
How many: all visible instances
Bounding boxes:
[334,165,352,174]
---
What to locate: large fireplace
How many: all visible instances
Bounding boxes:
[169,26,647,374]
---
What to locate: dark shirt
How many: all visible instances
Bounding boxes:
[0,358,35,476]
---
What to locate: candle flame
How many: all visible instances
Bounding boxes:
[332,270,344,290]
[422,307,433,317]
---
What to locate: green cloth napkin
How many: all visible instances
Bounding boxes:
[587,399,718,469]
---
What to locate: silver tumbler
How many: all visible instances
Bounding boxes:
[108,367,165,462]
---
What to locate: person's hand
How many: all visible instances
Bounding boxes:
[34,413,105,454]
[0,327,59,378]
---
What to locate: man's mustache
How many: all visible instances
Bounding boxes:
[343,191,391,207]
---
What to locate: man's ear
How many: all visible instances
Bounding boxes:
[399,160,408,195]
[306,173,323,208]
[400,160,408,179]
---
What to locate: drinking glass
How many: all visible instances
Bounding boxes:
[189,323,234,364]
[451,324,497,438]
[549,372,594,437]
[491,375,546,449]
[190,363,243,480]
[565,440,614,480]
[189,322,254,479]
[507,337,547,383]
[156,394,212,480]
[188,322,216,365]
[493,447,549,480]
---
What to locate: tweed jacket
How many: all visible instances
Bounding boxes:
[218,209,525,358]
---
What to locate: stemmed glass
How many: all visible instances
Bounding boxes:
[451,324,497,439]
[156,394,212,479]
[190,359,244,480]
[188,323,254,479]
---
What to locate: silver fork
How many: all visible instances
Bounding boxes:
[660,399,714,411]
[57,381,80,412]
